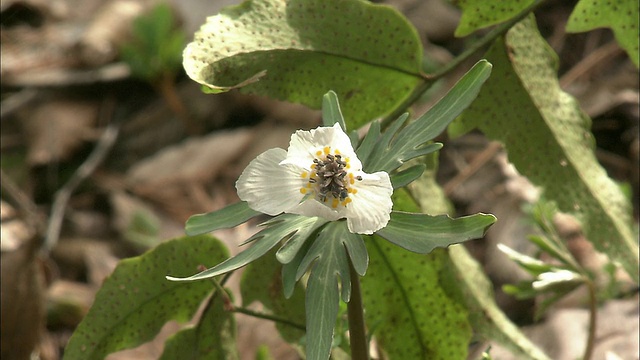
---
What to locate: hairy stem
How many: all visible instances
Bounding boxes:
[583,279,597,360]
[348,259,369,360]
[232,307,305,331]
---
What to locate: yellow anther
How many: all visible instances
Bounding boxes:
[350,177,355,185]
[351,188,358,195]
[335,149,341,155]
[301,171,308,178]
[316,150,322,156]
[323,146,330,155]
[331,199,339,208]
[300,188,307,194]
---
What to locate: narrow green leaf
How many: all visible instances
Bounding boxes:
[361,241,472,359]
[390,164,426,189]
[170,215,325,282]
[454,0,536,37]
[185,201,261,236]
[452,16,639,282]
[241,248,306,344]
[366,60,492,173]
[159,292,239,360]
[64,235,229,360]
[183,0,424,128]
[376,211,496,254]
[299,221,364,360]
[497,244,554,276]
[305,254,340,360]
[566,0,639,67]
[322,91,346,130]
[355,120,380,165]
[274,216,327,264]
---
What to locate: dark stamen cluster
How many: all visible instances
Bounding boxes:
[312,154,349,201]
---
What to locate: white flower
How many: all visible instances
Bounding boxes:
[532,269,580,290]
[236,123,393,234]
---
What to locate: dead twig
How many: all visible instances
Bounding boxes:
[443,141,502,196]
[0,169,46,237]
[43,104,120,255]
[560,42,624,88]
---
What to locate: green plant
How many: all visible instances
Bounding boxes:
[64,0,638,359]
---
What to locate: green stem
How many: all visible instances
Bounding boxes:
[582,279,597,360]
[380,0,547,129]
[347,259,369,360]
[232,306,306,331]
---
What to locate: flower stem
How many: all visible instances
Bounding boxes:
[582,279,597,360]
[347,259,369,360]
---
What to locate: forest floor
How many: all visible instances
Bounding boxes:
[1,0,638,359]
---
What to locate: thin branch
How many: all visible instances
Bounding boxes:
[43,112,119,254]
[0,169,46,236]
[232,306,306,331]
[583,279,597,360]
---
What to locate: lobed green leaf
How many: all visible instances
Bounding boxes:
[183,0,424,128]
[298,221,367,360]
[448,246,552,360]
[377,211,496,254]
[159,292,239,360]
[185,201,261,236]
[566,0,639,67]
[361,241,472,359]
[366,60,492,173]
[451,15,639,282]
[454,0,536,37]
[64,235,228,360]
[171,214,326,282]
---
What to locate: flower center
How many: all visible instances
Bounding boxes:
[299,146,361,209]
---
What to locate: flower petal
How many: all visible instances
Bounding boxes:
[285,123,362,170]
[345,171,393,234]
[290,198,343,221]
[236,148,306,216]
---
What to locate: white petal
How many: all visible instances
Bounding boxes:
[285,123,362,170]
[345,171,393,234]
[236,148,306,216]
[290,198,343,221]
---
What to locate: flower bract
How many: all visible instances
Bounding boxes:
[236,123,393,234]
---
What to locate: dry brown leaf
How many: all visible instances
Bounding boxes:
[23,99,98,165]
[127,128,253,188]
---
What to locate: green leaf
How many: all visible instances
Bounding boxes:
[366,60,492,173]
[566,0,639,67]
[120,3,185,80]
[159,293,239,360]
[454,0,536,37]
[64,235,229,360]
[361,240,472,359]
[183,0,424,128]
[171,214,326,282]
[322,91,346,131]
[376,211,496,254]
[185,201,261,236]
[300,221,366,360]
[241,248,306,344]
[447,246,552,360]
[497,244,554,276]
[452,16,639,282]
[389,164,426,189]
